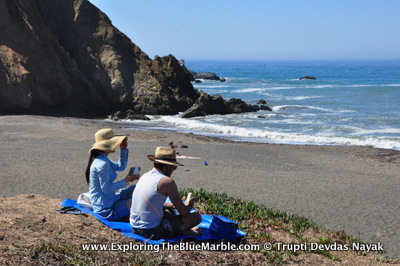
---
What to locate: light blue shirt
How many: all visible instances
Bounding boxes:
[89,149,128,218]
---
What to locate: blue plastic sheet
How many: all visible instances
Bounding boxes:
[61,199,246,244]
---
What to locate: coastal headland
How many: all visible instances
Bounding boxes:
[1,115,399,261]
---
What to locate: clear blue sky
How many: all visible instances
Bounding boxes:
[88,0,400,60]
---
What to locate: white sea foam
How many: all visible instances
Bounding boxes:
[304,105,355,113]
[284,96,322,100]
[121,116,400,150]
[354,128,400,135]
[312,85,335,89]
[345,84,400,88]
[265,86,293,91]
[193,83,225,88]
[272,105,288,111]
[233,88,266,93]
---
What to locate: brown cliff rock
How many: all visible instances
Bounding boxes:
[180,90,269,118]
[0,0,270,119]
[0,0,198,117]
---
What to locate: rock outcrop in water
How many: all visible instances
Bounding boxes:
[299,76,316,80]
[180,91,271,118]
[179,59,224,83]
[0,0,270,118]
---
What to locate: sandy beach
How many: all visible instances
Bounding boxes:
[0,115,399,259]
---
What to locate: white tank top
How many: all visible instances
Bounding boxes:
[130,168,167,229]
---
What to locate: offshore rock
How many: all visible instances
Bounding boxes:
[225,98,259,113]
[299,76,317,80]
[180,92,225,118]
[194,72,221,81]
[0,0,198,117]
[180,91,270,118]
[257,99,267,104]
[178,59,222,82]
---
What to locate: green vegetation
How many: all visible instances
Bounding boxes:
[181,188,348,262]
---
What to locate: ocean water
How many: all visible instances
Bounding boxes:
[122,60,400,150]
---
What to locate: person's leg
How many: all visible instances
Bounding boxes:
[136,214,203,239]
[115,185,135,212]
[112,199,130,221]
[117,185,135,200]
[181,212,202,235]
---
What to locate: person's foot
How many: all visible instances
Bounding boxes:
[184,226,203,236]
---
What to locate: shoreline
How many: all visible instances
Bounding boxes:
[109,115,400,152]
[0,115,399,258]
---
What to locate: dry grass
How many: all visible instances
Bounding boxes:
[0,193,397,265]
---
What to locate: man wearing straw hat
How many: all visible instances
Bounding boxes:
[130,147,202,239]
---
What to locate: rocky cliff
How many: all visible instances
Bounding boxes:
[0,0,199,117]
[0,0,269,118]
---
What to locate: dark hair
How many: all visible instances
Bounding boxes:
[85,149,102,184]
[154,162,166,170]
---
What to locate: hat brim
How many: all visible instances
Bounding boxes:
[147,155,184,166]
[89,135,126,154]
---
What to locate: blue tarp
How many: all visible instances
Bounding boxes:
[60,199,246,245]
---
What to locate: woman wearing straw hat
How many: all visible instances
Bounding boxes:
[130,146,202,239]
[85,128,139,221]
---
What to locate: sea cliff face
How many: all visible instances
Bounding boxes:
[0,0,268,118]
[0,0,198,117]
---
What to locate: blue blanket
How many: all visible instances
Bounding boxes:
[61,199,246,244]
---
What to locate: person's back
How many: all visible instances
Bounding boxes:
[130,147,202,240]
[130,168,167,229]
[89,153,121,217]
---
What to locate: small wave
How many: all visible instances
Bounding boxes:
[272,105,289,111]
[265,86,293,91]
[312,85,334,89]
[193,84,226,89]
[233,88,265,93]
[354,128,400,135]
[304,105,355,113]
[284,96,322,100]
[271,104,354,114]
[344,84,400,88]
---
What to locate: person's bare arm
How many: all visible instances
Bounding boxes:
[158,176,194,216]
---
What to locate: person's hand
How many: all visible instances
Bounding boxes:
[185,197,195,209]
[120,137,128,150]
[125,174,139,183]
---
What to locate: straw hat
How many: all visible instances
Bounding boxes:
[148,146,184,166]
[89,128,127,154]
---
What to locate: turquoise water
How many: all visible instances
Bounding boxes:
[125,60,400,150]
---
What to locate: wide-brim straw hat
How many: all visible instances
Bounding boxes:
[89,128,127,154]
[148,146,184,166]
